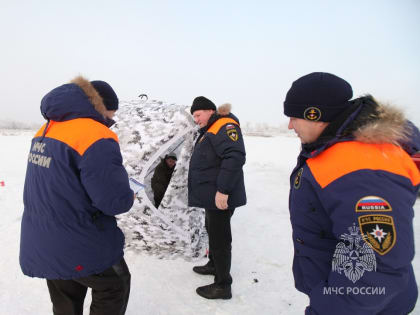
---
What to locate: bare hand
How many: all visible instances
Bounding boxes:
[215,191,229,210]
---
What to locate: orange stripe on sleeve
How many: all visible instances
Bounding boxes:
[207,118,239,135]
[307,141,420,188]
[33,118,118,156]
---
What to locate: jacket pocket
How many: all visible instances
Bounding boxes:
[196,169,219,184]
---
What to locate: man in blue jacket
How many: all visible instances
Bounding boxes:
[284,72,420,314]
[188,96,246,299]
[20,76,135,315]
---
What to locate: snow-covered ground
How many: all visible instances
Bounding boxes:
[1,129,419,315]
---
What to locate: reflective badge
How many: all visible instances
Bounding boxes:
[227,129,238,141]
[304,107,321,121]
[358,215,396,255]
[294,168,303,189]
[355,196,392,212]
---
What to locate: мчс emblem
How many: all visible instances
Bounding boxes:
[294,168,303,189]
[332,224,377,283]
[227,128,238,141]
[358,215,396,255]
[304,107,321,121]
[355,196,392,212]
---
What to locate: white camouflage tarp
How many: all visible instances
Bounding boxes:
[112,99,208,260]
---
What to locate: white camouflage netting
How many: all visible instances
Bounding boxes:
[112,99,208,260]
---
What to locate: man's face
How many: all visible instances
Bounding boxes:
[288,117,329,144]
[192,110,215,128]
[165,158,176,169]
[104,110,117,120]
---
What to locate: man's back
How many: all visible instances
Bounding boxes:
[20,77,134,280]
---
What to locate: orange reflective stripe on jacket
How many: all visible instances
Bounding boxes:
[307,141,420,188]
[34,118,118,156]
[207,118,239,135]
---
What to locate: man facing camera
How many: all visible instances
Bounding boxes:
[188,96,247,300]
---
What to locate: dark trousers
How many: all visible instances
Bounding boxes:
[205,208,235,287]
[46,258,131,315]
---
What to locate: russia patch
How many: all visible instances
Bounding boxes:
[358,215,396,255]
[226,124,235,130]
[355,196,392,212]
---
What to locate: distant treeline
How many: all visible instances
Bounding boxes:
[0,119,291,137]
[0,120,41,130]
[241,121,290,137]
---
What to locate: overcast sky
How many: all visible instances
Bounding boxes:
[1,0,419,126]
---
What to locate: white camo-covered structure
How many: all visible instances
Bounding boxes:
[113,99,208,260]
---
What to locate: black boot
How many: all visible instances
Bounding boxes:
[196,283,232,299]
[192,261,216,275]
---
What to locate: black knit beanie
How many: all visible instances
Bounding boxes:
[284,72,353,122]
[165,153,177,161]
[91,80,119,111]
[190,96,216,114]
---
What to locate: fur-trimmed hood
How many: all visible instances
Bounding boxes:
[40,76,108,124]
[217,103,232,116]
[202,103,241,132]
[346,96,411,146]
[70,76,107,117]
[303,95,420,156]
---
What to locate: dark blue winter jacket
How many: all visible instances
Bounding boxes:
[188,109,246,209]
[289,98,420,315]
[20,77,134,280]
